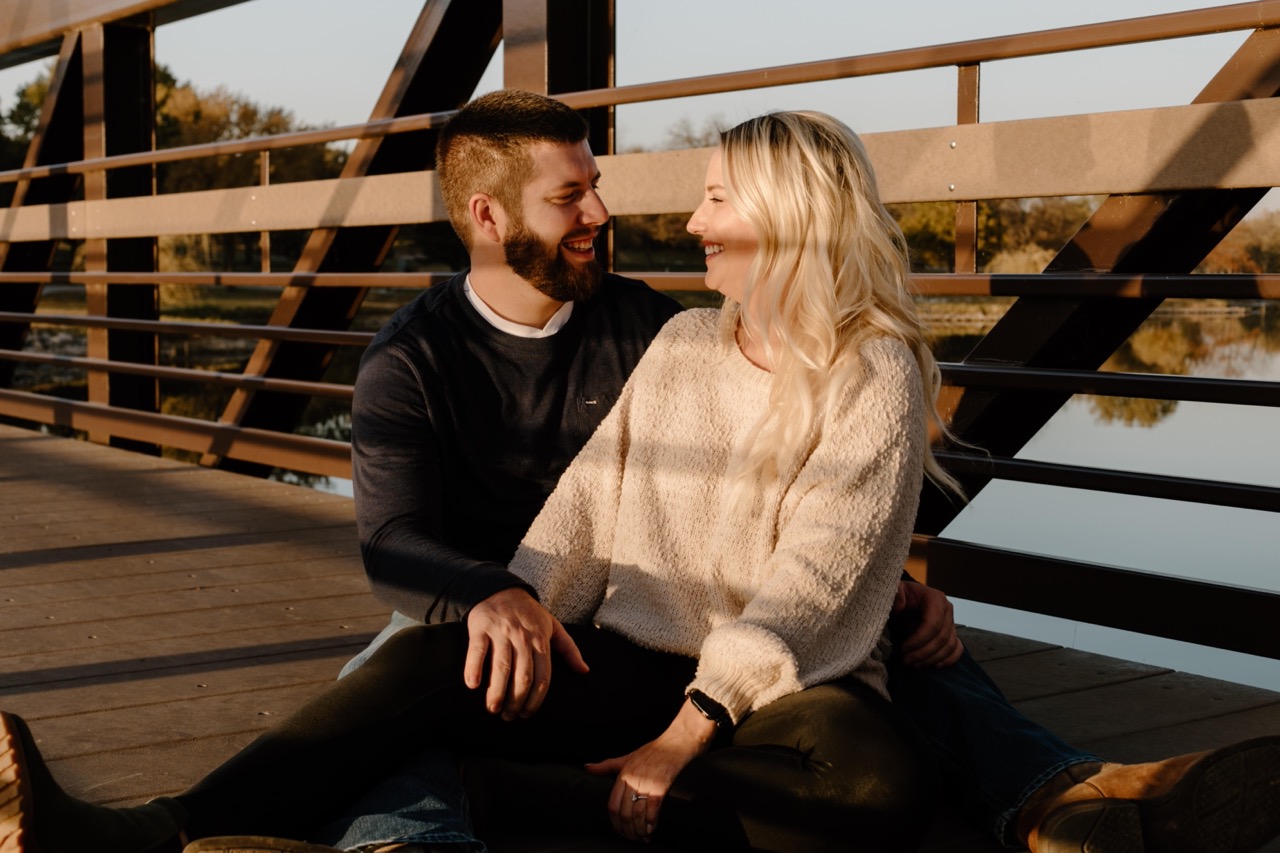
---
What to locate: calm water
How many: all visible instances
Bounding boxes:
[942,302,1280,690]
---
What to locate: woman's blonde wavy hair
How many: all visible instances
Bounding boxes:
[717,110,962,502]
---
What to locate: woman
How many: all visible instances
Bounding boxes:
[1,111,958,853]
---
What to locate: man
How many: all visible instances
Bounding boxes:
[199,90,1280,853]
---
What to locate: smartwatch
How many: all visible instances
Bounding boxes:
[687,689,732,728]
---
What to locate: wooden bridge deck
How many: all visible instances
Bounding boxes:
[2,421,1278,853]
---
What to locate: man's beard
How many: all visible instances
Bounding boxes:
[503,220,602,303]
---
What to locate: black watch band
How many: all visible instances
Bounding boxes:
[688,689,732,728]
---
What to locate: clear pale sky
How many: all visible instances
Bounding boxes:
[0,0,1257,152]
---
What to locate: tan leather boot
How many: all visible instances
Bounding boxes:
[183,840,342,853]
[1018,736,1280,853]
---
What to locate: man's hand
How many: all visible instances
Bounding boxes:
[464,587,588,720]
[893,580,964,668]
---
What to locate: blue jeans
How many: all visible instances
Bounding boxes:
[885,645,1100,847]
[316,612,485,853]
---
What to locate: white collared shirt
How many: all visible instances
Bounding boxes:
[464,276,573,338]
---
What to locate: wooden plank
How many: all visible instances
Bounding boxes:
[0,505,354,554]
[27,680,348,760]
[0,499,354,538]
[0,595,385,660]
[1012,671,1280,749]
[0,615,386,692]
[1080,701,1280,763]
[48,730,262,804]
[3,555,363,606]
[956,625,1059,663]
[981,646,1170,703]
[2,569,370,630]
[0,529,359,584]
[3,641,372,719]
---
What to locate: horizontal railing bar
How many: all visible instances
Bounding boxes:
[0,270,699,293]
[915,535,1280,660]
[7,271,1280,299]
[10,98,1280,240]
[0,312,374,346]
[0,387,351,479]
[937,451,1280,513]
[560,2,1280,111]
[0,111,453,185]
[941,363,1280,406]
[0,350,353,400]
[651,272,1280,299]
[914,273,1280,299]
[0,271,447,288]
[2,3,1276,186]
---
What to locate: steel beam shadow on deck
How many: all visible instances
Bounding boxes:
[0,634,378,695]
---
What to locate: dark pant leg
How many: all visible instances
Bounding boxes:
[661,677,936,853]
[177,623,693,840]
[178,622,481,839]
[886,646,1099,846]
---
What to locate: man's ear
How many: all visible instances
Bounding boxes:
[469,193,505,244]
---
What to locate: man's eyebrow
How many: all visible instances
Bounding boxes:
[552,172,601,190]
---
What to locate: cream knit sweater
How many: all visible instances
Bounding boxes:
[509,309,925,723]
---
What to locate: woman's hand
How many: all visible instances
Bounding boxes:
[584,699,719,842]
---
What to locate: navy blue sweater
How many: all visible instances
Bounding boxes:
[351,272,682,623]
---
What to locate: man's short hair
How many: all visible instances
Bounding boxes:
[436,90,589,248]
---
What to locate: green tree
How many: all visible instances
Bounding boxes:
[4,68,50,147]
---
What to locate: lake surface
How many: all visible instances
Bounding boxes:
[940,302,1280,690]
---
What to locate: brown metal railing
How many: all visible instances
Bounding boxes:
[2,0,1279,658]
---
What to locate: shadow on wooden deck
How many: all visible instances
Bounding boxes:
[2,423,1277,852]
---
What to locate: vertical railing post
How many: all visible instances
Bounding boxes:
[80,17,160,453]
[954,63,980,275]
[81,24,111,444]
[502,0,616,266]
[259,150,272,273]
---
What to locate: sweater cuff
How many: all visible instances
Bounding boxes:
[691,624,803,724]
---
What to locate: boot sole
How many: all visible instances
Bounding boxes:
[1040,736,1280,853]
[1143,735,1280,853]
[0,713,36,853]
[1038,800,1144,852]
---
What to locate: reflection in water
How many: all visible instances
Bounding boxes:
[936,301,1280,691]
[1091,302,1280,427]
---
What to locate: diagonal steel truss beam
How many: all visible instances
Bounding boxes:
[204,0,503,472]
[0,33,85,389]
[916,26,1280,534]
[209,0,616,476]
